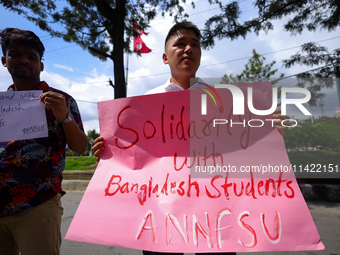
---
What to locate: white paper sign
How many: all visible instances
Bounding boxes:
[0,90,48,142]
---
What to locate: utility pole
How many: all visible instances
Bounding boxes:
[318,94,326,117]
[125,53,129,88]
[324,49,340,108]
[89,46,116,99]
[108,79,114,98]
[334,66,340,108]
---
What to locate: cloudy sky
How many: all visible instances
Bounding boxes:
[1,1,340,133]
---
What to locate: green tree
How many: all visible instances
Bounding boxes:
[201,0,340,49]
[283,42,340,79]
[2,0,339,99]
[282,42,340,108]
[284,118,340,151]
[221,49,284,84]
[68,129,100,156]
[87,129,100,154]
[87,129,100,142]
[0,0,197,99]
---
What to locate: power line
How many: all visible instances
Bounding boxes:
[45,44,78,53]
[280,64,334,79]
[150,0,251,27]
[47,50,85,59]
[3,35,339,84]
[129,35,340,79]
[39,35,340,86]
[47,80,108,87]
[40,33,339,74]
[76,100,97,104]
[39,35,52,40]
[200,36,340,69]
[149,0,229,27]
[128,71,169,79]
[150,6,220,27]
[3,30,339,89]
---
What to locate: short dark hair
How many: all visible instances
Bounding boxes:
[165,20,201,48]
[0,27,45,59]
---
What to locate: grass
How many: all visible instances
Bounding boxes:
[287,149,340,166]
[65,156,98,170]
[65,150,340,171]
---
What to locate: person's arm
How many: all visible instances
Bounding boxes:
[272,108,290,135]
[40,91,87,154]
[92,136,104,162]
[61,119,88,154]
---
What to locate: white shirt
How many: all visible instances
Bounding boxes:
[145,77,208,95]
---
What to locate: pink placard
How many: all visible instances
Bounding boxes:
[66,82,324,253]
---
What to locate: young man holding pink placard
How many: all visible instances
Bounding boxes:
[92,21,290,255]
[93,21,288,163]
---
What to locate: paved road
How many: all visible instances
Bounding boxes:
[61,191,340,255]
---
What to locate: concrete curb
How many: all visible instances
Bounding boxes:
[62,180,90,192]
[62,180,340,202]
[64,170,95,174]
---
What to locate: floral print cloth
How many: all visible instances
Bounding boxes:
[0,81,84,217]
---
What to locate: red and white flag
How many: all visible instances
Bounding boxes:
[134,23,151,53]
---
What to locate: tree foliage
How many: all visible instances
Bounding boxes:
[283,42,340,78]
[201,0,340,49]
[87,129,100,142]
[2,0,340,99]
[284,118,340,151]
[282,42,340,107]
[86,129,100,153]
[0,0,197,98]
[68,129,100,156]
[221,49,284,84]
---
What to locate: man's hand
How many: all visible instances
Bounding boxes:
[40,91,87,154]
[273,108,290,135]
[40,91,68,120]
[92,136,104,162]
